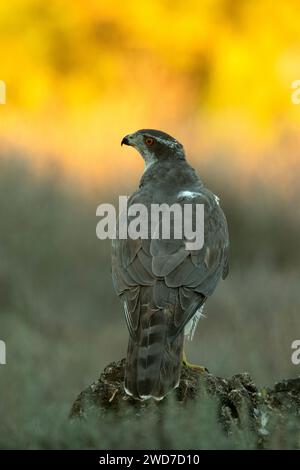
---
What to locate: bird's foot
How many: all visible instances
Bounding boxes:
[182,351,209,373]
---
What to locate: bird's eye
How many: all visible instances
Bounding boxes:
[145,137,155,146]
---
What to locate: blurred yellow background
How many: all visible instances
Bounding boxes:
[1,0,300,192]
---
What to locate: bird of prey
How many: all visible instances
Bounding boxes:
[112,129,229,401]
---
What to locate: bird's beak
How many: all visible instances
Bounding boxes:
[121,135,131,146]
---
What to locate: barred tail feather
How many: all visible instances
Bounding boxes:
[124,307,184,400]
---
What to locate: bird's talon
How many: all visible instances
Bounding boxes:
[182,360,208,373]
[182,351,208,373]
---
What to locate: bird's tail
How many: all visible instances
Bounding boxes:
[124,306,184,400]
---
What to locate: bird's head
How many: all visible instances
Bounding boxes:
[121,129,185,171]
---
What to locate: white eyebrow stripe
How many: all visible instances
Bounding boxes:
[149,135,183,156]
[154,136,177,147]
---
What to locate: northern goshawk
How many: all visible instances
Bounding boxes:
[112,129,229,400]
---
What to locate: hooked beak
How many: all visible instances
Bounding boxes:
[121,135,131,146]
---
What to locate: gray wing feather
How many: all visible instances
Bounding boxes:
[112,187,229,339]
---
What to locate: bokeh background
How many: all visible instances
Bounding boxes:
[0,0,299,449]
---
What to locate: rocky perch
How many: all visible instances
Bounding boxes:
[70,359,300,449]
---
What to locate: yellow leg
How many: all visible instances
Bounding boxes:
[182,350,208,373]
